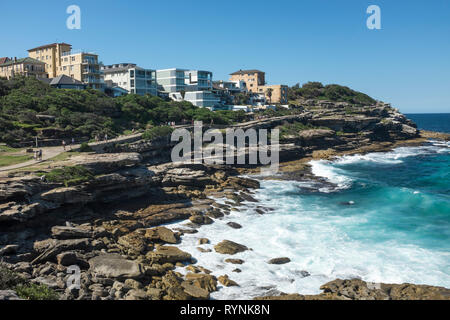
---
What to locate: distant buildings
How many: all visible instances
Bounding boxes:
[1,41,291,109]
[102,63,157,96]
[156,68,219,108]
[155,68,213,93]
[28,43,72,78]
[0,57,47,79]
[229,69,266,93]
[38,75,87,90]
[28,43,103,89]
[229,69,288,104]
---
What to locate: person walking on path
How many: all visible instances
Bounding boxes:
[38,149,42,161]
[62,140,66,151]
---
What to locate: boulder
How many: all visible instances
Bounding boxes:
[225,258,244,265]
[227,222,242,229]
[51,226,93,239]
[185,273,218,293]
[218,275,239,287]
[181,282,210,299]
[146,246,192,264]
[189,215,214,225]
[32,238,90,265]
[145,227,178,244]
[124,289,148,300]
[0,244,19,256]
[88,254,144,279]
[214,240,248,255]
[268,257,291,265]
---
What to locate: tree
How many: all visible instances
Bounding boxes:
[266,88,274,104]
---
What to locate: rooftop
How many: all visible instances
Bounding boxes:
[28,43,72,52]
[0,57,9,64]
[0,57,45,67]
[38,75,85,86]
[230,69,265,75]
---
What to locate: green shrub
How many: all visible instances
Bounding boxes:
[0,265,26,290]
[79,142,92,152]
[142,126,174,141]
[15,283,59,300]
[45,165,93,187]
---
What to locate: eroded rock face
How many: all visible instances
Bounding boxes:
[51,226,93,239]
[88,254,144,280]
[255,279,450,300]
[214,240,248,255]
[0,290,22,300]
[146,246,192,264]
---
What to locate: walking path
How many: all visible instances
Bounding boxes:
[0,114,305,173]
[0,132,143,173]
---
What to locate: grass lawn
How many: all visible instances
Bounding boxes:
[0,145,21,153]
[0,154,33,167]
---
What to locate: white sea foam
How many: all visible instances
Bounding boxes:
[166,145,450,300]
[168,184,450,299]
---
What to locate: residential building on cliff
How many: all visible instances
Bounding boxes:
[28,43,103,89]
[59,50,103,90]
[156,68,213,93]
[229,69,265,93]
[102,63,157,96]
[157,68,218,108]
[229,69,288,104]
[28,43,72,78]
[0,57,46,79]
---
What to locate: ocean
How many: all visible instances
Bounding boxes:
[170,114,450,299]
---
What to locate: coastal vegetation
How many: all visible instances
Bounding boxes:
[288,82,376,106]
[40,165,94,187]
[0,77,247,146]
[0,264,58,300]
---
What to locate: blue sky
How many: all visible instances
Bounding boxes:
[1,0,449,113]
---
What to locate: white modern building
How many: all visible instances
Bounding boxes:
[156,68,213,93]
[156,68,219,108]
[102,63,157,96]
[184,91,220,108]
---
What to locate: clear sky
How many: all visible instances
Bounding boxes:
[1,0,449,113]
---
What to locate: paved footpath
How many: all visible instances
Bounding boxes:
[0,114,305,173]
[0,132,143,173]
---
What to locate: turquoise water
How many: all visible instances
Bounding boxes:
[169,115,450,299]
[171,142,450,299]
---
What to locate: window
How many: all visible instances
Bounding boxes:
[72,57,75,62]
[130,80,135,87]
[63,66,67,71]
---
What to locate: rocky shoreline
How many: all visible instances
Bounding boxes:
[1,104,449,300]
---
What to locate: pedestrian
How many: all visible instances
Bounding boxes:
[62,140,66,151]
[38,149,42,160]
[105,134,108,141]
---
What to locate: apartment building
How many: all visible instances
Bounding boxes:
[0,57,46,79]
[184,91,220,108]
[256,84,289,104]
[102,63,157,96]
[156,68,213,93]
[28,43,103,89]
[59,51,103,89]
[229,69,265,93]
[28,43,72,78]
